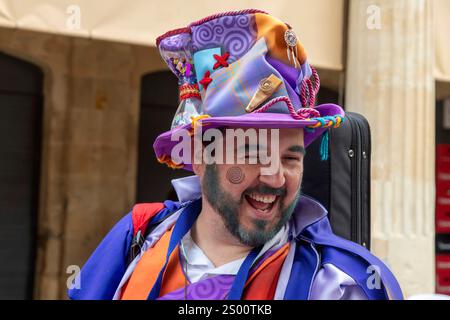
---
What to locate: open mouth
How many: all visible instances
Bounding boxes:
[244,192,280,220]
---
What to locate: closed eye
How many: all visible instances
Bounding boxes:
[284,156,301,161]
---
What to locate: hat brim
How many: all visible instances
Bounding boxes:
[153,103,344,171]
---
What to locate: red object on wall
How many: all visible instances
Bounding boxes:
[436,144,450,233]
[436,255,450,295]
[436,205,450,233]
[437,144,450,162]
[436,144,450,295]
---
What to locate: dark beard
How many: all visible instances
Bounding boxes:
[201,164,301,247]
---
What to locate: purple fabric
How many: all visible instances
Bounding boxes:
[250,248,281,274]
[158,239,287,300]
[283,78,302,108]
[309,264,368,300]
[201,38,291,117]
[157,275,235,300]
[266,56,299,90]
[296,61,313,95]
[266,56,304,108]
[159,32,191,52]
[303,218,404,300]
[158,32,197,85]
[290,194,329,235]
[191,14,257,63]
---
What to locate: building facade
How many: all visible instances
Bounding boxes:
[0,0,448,299]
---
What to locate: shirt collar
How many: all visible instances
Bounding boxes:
[181,221,289,264]
[172,175,202,203]
[180,230,246,276]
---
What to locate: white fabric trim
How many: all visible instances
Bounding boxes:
[273,240,296,300]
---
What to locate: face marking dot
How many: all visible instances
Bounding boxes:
[226,166,245,184]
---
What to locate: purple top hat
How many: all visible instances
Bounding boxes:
[153,9,345,170]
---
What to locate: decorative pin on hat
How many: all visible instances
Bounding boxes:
[284,27,299,68]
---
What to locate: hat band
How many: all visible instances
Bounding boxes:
[179,83,201,101]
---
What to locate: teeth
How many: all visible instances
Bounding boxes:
[248,193,276,204]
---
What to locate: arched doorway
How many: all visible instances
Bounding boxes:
[137,71,190,203]
[0,52,43,299]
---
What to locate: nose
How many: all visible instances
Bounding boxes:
[258,162,285,189]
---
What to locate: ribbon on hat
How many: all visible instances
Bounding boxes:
[253,96,320,120]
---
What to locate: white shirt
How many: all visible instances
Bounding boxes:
[179,231,246,283]
[179,224,290,283]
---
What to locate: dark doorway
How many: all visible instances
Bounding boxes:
[316,86,340,107]
[0,52,43,299]
[137,71,190,203]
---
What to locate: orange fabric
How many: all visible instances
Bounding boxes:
[159,247,188,297]
[120,226,186,300]
[121,226,290,300]
[255,13,307,66]
[243,243,290,300]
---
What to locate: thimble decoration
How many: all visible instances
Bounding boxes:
[284,28,299,68]
[245,74,283,113]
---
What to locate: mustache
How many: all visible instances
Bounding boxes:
[244,185,287,197]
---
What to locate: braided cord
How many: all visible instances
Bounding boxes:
[306,115,345,129]
[253,96,320,120]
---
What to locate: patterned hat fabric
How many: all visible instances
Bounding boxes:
[153,9,345,170]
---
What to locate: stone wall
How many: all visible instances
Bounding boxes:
[345,0,435,297]
[0,27,166,299]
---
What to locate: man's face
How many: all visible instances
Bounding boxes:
[196,128,305,247]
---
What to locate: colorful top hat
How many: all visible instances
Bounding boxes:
[153,9,345,170]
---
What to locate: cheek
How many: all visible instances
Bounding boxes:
[223,166,246,186]
[220,165,251,200]
[219,165,257,195]
[284,169,303,202]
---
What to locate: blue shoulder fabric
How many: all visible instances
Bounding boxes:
[283,240,319,300]
[150,200,181,225]
[67,212,134,300]
[302,216,404,300]
[68,200,181,300]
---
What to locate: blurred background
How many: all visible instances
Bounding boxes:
[0,0,449,299]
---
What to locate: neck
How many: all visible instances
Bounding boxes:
[190,198,252,267]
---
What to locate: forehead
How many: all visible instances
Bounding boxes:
[277,128,304,143]
[223,127,304,146]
